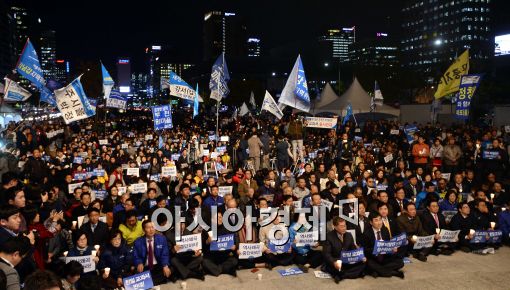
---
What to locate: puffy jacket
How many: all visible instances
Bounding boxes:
[98,242,133,279]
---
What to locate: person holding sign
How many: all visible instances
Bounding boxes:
[133,220,172,285]
[164,219,205,281]
[259,217,293,268]
[420,200,454,255]
[202,211,239,277]
[322,217,365,284]
[68,229,99,278]
[98,229,132,289]
[361,212,404,278]
[289,213,322,272]
[81,208,109,248]
[396,203,431,262]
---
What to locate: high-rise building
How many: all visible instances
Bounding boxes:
[117,57,131,94]
[159,63,194,89]
[0,0,16,77]
[10,5,30,57]
[55,59,70,84]
[401,0,494,79]
[318,27,356,63]
[146,45,162,97]
[39,29,57,78]
[247,38,261,57]
[203,11,247,61]
[349,33,399,68]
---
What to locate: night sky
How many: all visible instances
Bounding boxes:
[31,0,400,70]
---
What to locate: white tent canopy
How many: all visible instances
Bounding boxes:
[312,82,338,112]
[313,77,400,116]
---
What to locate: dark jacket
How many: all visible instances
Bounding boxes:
[322,230,357,268]
[98,242,133,279]
[81,221,109,247]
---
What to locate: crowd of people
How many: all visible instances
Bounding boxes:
[0,111,509,289]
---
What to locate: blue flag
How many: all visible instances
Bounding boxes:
[342,103,353,125]
[152,105,173,130]
[106,89,127,109]
[193,84,199,118]
[209,53,230,101]
[16,39,45,89]
[40,87,57,107]
[455,74,482,120]
[101,62,114,99]
[158,135,164,148]
[294,56,310,103]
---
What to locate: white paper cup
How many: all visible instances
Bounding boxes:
[469,229,475,236]
[72,221,77,227]
[435,228,440,234]
[208,231,213,238]
[412,235,418,242]
[257,273,263,280]
[144,215,148,221]
[490,193,495,200]
[104,267,110,277]
[181,282,187,289]
[490,222,496,229]
[91,250,97,257]
[94,245,100,251]
[63,251,68,257]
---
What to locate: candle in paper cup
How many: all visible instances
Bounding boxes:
[412,235,418,242]
[469,229,475,236]
[144,215,148,221]
[435,228,440,234]
[72,221,77,228]
[208,231,213,238]
[490,222,496,229]
[63,251,68,257]
[503,208,507,211]
[336,260,342,271]
[181,281,187,290]
[94,245,100,251]
[91,250,97,257]
[104,267,110,277]
[490,193,495,200]
[257,273,263,280]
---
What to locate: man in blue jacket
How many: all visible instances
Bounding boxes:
[133,220,172,285]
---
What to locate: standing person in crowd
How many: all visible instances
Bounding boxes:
[248,130,263,172]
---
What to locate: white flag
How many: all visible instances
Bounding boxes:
[55,76,95,124]
[261,91,283,119]
[278,55,310,112]
[239,102,250,116]
[3,78,31,102]
[249,91,256,108]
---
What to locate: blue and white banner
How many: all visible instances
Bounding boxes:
[261,91,283,119]
[3,78,31,102]
[16,39,46,89]
[268,239,291,254]
[295,56,310,103]
[277,267,304,277]
[210,234,235,251]
[278,55,310,112]
[373,233,407,255]
[152,105,173,130]
[404,124,419,144]
[470,230,503,244]
[209,53,230,102]
[106,89,127,109]
[101,63,114,99]
[123,271,154,290]
[340,247,365,264]
[455,74,482,120]
[55,77,96,124]
[168,71,201,102]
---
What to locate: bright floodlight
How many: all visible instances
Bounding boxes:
[434,39,442,46]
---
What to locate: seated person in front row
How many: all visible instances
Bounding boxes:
[361,211,405,279]
[396,203,432,262]
[322,216,366,284]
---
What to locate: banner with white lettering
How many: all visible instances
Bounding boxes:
[55,76,95,124]
[373,233,407,255]
[66,255,95,273]
[295,231,318,247]
[123,271,154,290]
[340,248,365,264]
[304,117,337,129]
[210,234,235,251]
[438,229,460,243]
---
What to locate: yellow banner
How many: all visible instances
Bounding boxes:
[434,50,469,99]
